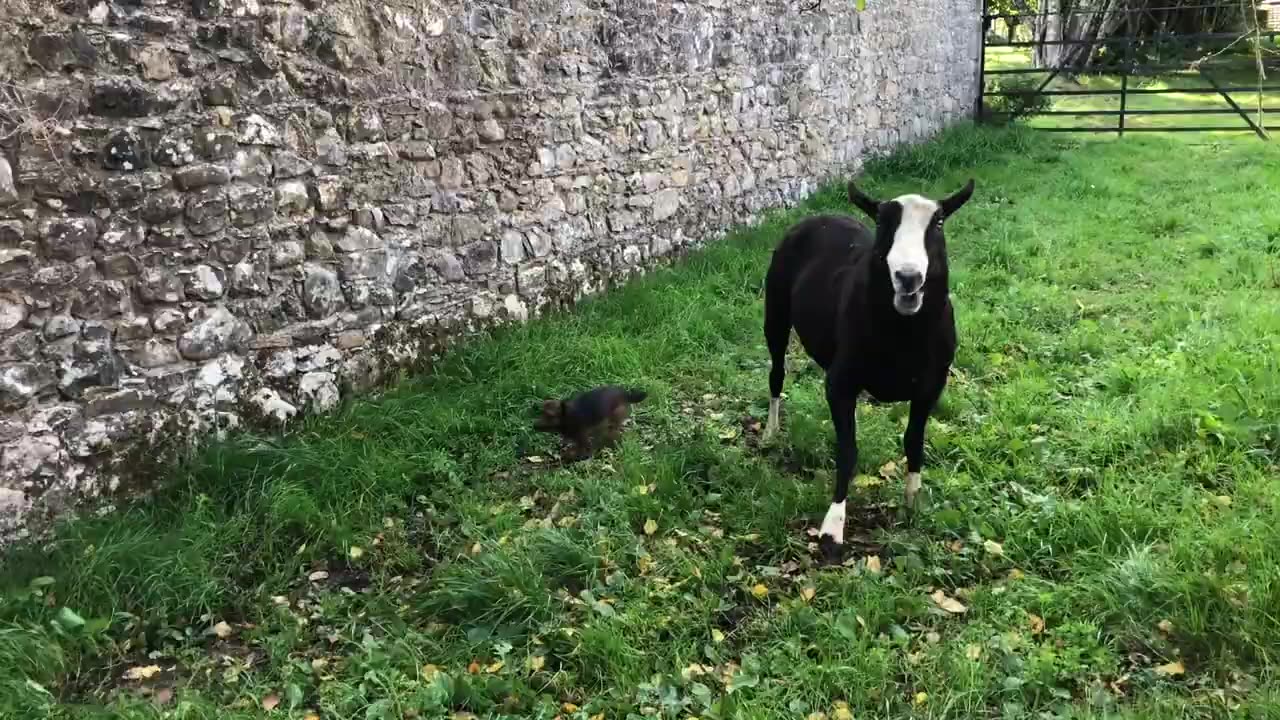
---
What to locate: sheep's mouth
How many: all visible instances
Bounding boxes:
[893,291,923,316]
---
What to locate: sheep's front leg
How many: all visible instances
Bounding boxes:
[903,379,946,510]
[821,370,859,557]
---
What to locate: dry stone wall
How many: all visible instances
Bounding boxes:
[0,0,979,542]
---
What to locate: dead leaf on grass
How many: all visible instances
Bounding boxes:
[1155,660,1186,677]
[983,539,1005,556]
[212,620,233,639]
[966,644,983,660]
[879,460,897,478]
[1028,613,1045,635]
[711,629,725,644]
[864,555,882,575]
[348,546,364,560]
[751,583,769,599]
[1158,619,1174,634]
[833,702,854,720]
[124,665,162,681]
[930,590,967,614]
[307,570,329,583]
[643,518,658,535]
[801,586,816,602]
[262,694,280,711]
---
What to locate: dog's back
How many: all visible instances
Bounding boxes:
[567,385,647,430]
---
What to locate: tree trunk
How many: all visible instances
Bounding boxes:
[1033,0,1131,72]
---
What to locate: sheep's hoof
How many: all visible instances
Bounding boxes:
[818,534,844,564]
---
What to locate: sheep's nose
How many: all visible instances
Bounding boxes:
[893,269,924,293]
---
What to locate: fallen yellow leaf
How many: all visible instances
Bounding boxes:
[1155,660,1186,677]
[833,702,854,720]
[124,665,162,681]
[711,628,725,644]
[422,664,441,679]
[1028,613,1045,635]
[864,555,882,574]
[1157,619,1174,634]
[965,644,983,660]
[879,460,897,478]
[212,621,232,639]
[801,586,816,602]
[304,714,320,720]
[562,702,580,713]
[590,715,605,720]
[643,518,658,536]
[914,691,928,706]
[469,543,482,555]
[486,661,504,673]
[262,694,280,711]
[1213,495,1232,508]
[983,539,1004,556]
[1008,568,1025,581]
[348,546,364,560]
[807,713,828,720]
[528,655,546,672]
[751,583,769,599]
[930,590,967,614]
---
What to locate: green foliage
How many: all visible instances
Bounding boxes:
[4,125,1280,718]
[984,76,1054,124]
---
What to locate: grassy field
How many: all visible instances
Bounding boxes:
[4,125,1280,719]
[984,45,1280,137]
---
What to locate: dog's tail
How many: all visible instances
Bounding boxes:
[624,388,648,404]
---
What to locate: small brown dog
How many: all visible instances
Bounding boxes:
[532,385,648,460]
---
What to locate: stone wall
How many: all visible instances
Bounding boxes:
[0,0,979,542]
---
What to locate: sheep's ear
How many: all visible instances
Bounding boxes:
[940,178,976,218]
[847,182,882,220]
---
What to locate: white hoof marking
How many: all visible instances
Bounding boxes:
[819,500,846,545]
[763,397,780,438]
[904,472,922,507]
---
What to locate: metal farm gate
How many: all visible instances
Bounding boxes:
[976,2,1280,138]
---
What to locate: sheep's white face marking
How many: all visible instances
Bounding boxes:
[887,194,939,316]
[819,500,846,545]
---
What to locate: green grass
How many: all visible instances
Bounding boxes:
[5,124,1280,719]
